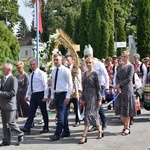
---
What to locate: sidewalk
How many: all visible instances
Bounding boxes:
[0,108,150,150]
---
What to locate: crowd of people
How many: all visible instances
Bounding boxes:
[0,44,150,146]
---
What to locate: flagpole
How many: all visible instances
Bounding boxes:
[36,0,40,67]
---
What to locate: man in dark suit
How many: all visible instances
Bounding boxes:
[0,63,24,146]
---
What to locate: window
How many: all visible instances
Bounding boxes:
[25,50,28,56]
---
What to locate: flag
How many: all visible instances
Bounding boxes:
[34,0,43,33]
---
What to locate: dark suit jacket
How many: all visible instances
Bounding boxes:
[0,75,18,110]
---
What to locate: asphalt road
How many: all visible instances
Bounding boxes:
[0,107,150,150]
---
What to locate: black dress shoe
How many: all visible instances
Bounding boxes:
[0,142,11,147]
[40,129,49,134]
[73,122,80,127]
[60,132,70,138]
[21,128,30,134]
[15,135,24,146]
[49,135,60,141]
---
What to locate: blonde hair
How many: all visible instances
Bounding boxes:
[16,61,24,68]
[122,50,130,58]
[85,56,94,64]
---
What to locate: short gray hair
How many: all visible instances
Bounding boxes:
[133,53,140,59]
[29,58,38,64]
[4,63,13,71]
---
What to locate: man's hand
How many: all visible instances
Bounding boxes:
[42,98,48,102]
[98,100,102,107]
[105,89,109,95]
[50,99,54,104]
[24,97,29,102]
[64,98,70,105]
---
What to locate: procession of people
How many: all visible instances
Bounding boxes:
[0,44,150,147]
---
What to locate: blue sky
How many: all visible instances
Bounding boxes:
[18,0,33,28]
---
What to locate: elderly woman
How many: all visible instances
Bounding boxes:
[79,56,103,144]
[114,50,136,136]
[16,61,29,117]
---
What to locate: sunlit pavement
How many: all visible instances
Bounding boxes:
[0,107,150,150]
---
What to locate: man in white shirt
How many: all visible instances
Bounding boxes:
[21,58,49,134]
[50,53,73,141]
[65,54,82,127]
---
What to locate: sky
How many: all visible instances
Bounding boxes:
[18,0,33,28]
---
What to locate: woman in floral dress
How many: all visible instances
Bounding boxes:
[114,50,136,136]
[79,57,103,144]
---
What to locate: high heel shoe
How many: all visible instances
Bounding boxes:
[78,136,87,144]
[121,128,125,134]
[97,131,104,139]
[121,128,130,136]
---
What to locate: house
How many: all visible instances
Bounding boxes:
[19,32,46,61]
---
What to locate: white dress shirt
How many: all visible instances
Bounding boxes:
[26,68,48,98]
[51,65,73,99]
[134,61,147,88]
[93,60,109,89]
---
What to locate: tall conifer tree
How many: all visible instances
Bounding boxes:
[137,0,150,58]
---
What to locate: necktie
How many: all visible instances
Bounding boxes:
[31,72,34,92]
[54,68,59,90]
[2,77,6,86]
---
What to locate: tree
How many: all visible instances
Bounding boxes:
[137,0,150,58]
[16,16,29,41]
[100,0,115,58]
[65,10,75,39]
[78,0,91,57]
[88,0,102,59]
[114,0,133,56]
[0,21,20,66]
[0,0,19,31]
[24,0,81,42]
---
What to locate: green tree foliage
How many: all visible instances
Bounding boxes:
[88,0,101,58]
[73,13,80,44]
[0,21,20,66]
[65,10,75,39]
[87,0,115,59]
[114,0,133,56]
[24,0,81,42]
[137,0,150,58]
[79,0,91,57]
[100,0,115,58]
[0,0,19,31]
[16,16,29,41]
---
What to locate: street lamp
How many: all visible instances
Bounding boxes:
[3,10,10,26]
